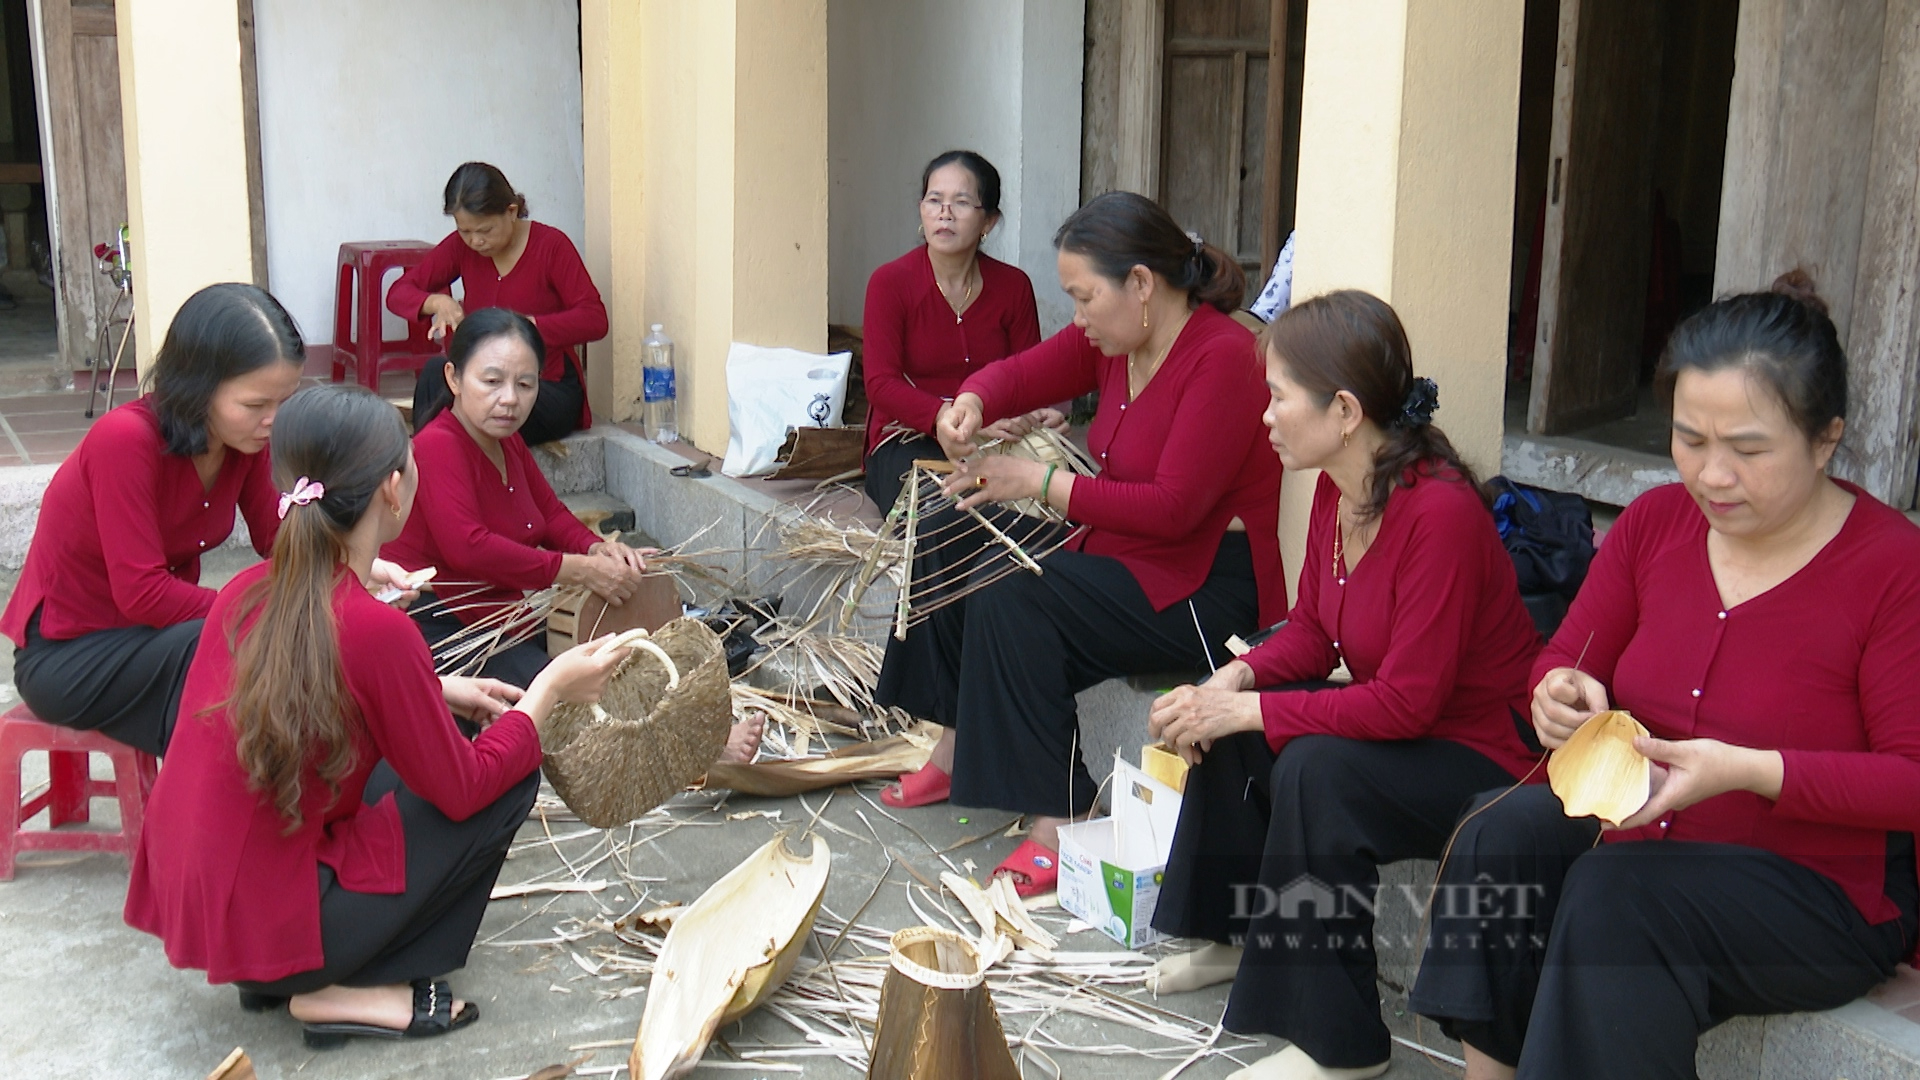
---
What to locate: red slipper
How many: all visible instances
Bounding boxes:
[880,763,951,808]
[992,839,1059,898]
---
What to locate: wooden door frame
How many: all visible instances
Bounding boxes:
[29,0,267,370]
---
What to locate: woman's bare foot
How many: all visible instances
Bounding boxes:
[289,984,467,1032]
[1145,941,1243,994]
[717,712,765,764]
[1463,1043,1517,1080]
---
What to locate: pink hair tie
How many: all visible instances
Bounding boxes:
[277,476,326,519]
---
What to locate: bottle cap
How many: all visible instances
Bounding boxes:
[651,324,664,333]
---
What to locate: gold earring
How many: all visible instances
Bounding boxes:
[1142,302,1150,331]
[391,501,403,520]
[1342,430,1351,448]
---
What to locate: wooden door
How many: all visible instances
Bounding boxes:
[30,0,127,372]
[1156,0,1297,296]
[1526,0,1664,435]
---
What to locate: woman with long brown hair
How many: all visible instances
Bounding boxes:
[1143,291,1543,1080]
[124,385,628,1048]
[875,191,1287,896]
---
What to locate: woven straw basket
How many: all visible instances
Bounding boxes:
[541,617,731,828]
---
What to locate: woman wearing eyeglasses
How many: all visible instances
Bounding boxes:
[859,150,1055,512]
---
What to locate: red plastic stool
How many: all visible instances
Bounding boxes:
[331,240,441,389]
[0,704,158,880]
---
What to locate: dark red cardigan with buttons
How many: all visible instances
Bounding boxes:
[1541,482,1920,932]
[387,221,607,430]
[381,409,601,624]
[959,305,1287,626]
[124,563,542,984]
[1243,470,1543,779]
[861,246,1041,455]
[0,396,278,646]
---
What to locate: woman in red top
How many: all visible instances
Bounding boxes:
[0,284,302,755]
[861,150,1052,511]
[125,385,625,1047]
[1411,274,1920,1080]
[1139,292,1543,1078]
[383,309,646,689]
[389,162,607,445]
[876,192,1286,894]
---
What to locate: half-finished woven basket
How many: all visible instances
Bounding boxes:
[542,617,731,828]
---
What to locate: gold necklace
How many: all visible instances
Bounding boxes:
[938,261,977,323]
[1128,311,1188,388]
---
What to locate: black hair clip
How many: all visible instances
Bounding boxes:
[1398,377,1439,428]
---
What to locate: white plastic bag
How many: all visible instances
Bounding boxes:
[721,343,852,477]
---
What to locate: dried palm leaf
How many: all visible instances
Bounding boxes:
[704,721,942,797]
[867,926,1020,1080]
[631,833,833,1080]
[1548,709,1651,825]
[940,872,1058,962]
[977,425,1098,520]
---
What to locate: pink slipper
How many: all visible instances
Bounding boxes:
[881,763,951,808]
[992,839,1059,898]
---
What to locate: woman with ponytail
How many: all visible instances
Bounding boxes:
[125,385,629,1048]
[1139,290,1543,1079]
[0,283,303,755]
[874,191,1286,897]
[1412,272,1920,1080]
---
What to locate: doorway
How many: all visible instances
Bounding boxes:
[0,0,62,390]
[1081,0,1307,306]
[1507,0,1739,450]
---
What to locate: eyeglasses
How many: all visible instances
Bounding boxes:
[921,196,983,216]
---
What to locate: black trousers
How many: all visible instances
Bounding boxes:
[412,609,551,689]
[1409,784,1919,1078]
[13,610,201,757]
[412,356,585,446]
[875,507,1257,818]
[236,762,540,995]
[1153,731,1518,1068]
[863,432,937,515]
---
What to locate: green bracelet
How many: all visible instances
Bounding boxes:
[1040,462,1058,504]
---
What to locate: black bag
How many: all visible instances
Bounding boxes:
[1487,477,1595,602]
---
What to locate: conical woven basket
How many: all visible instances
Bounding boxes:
[542,617,731,828]
[866,926,1019,1080]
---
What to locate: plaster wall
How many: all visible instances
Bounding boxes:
[827,0,1085,336]
[1284,0,1525,604]
[116,0,255,368]
[251,0,587,346]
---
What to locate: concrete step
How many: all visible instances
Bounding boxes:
[557,489,636,538]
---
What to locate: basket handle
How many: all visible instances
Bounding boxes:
[593,628,681,690]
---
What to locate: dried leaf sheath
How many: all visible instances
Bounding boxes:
[1547,709,1651,825]
[631,833,832,1080]
[867,927,1020,1080]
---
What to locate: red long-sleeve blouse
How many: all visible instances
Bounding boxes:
[0,396,278,646]
[124,563,543,985]
[1244,470,1543,778]
[861,247,1041,454]
[386,221,607,429]
[381,409,602,624]
[1539,482,1920,928]
[959,306,1287,626]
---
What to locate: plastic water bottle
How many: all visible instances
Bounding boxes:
[641,323,679,443]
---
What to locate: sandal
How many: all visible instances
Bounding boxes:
[880,763,951,808]
[302,979,478,1050]
[236,990,287,1013]
[992,839,1060,898]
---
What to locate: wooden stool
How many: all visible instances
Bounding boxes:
[0,704,158,880]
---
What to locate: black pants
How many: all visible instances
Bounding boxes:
[13,610,201,757]
[236,762,539,995]
[876,509,1257,818]
[863,432,936,514]
[1152,732,1519,1068]
[1409,784,1919,1078]
[412,609,551,689]
[413,356,585,446]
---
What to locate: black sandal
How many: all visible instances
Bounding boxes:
[236,990,287,1013]
[301,979,478,1050]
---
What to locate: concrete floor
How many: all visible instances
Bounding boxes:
[0,549,1461,1080]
